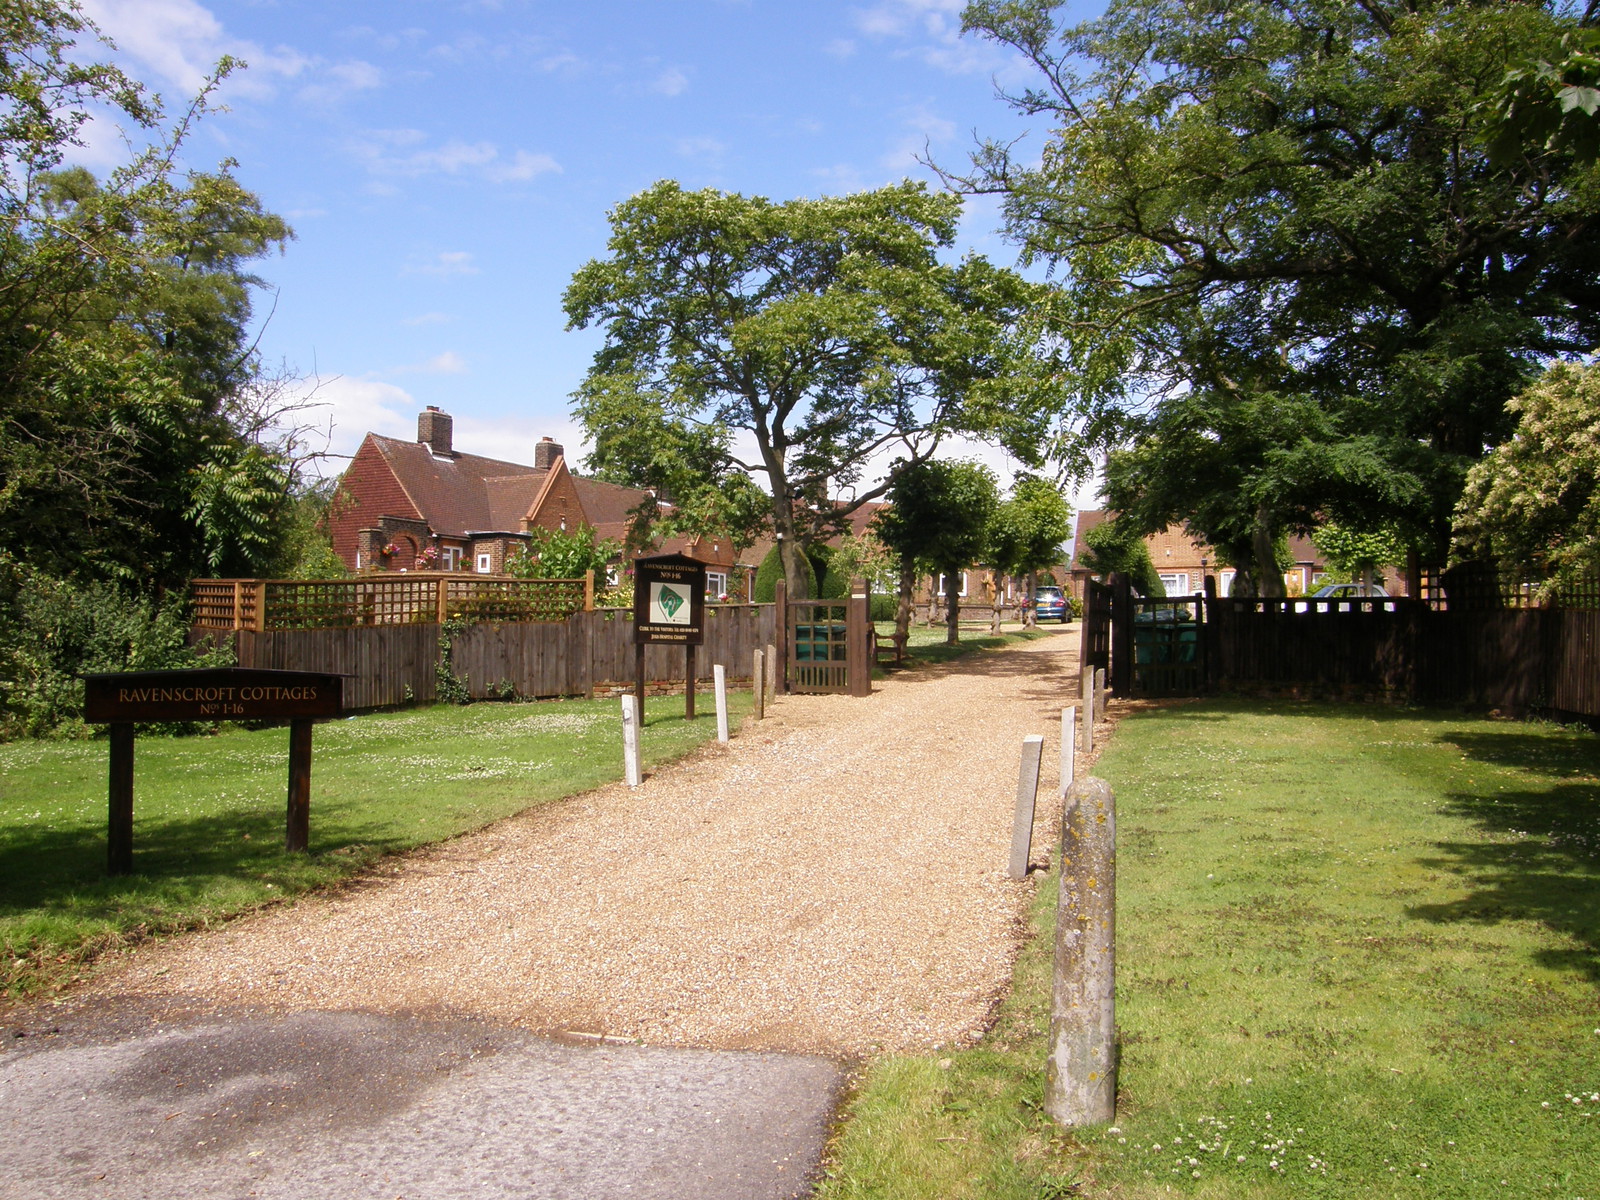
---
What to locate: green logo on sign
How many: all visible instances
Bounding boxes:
[657,586,684,618]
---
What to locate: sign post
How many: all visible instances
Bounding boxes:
[631,553,707,720]
[83,667,343,874]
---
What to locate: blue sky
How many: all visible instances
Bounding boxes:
[76,0,1098,500]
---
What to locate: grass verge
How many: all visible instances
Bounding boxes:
[0,691,749,997]
[817,700,1600,1199]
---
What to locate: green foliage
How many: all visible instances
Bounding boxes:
[823,530,897,594]
[1485,28,1600,166]
[565,180,1063,595]
[751,542,816,603]
[986,476,1072,580]
[1081,519,1164,598]
[0,558,232,740]
[960,0,1599,560]
[1453,361,1600,597]
[504,524,619,581]
[1314,522,1407,582]
[876,460,1000,583]
[0,4,298,593]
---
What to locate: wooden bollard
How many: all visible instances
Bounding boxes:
[752,649,765,720]
[1007,734,1044,879]
[714,664,729,743]
[1047,776,1117,1127]
[1079,665,1096,752]
[620,694,642,786]
[1060,707,1076,800]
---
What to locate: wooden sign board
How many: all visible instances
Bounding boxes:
[632,553,707,646]
[82,667,344,874]
[84,667,343,724]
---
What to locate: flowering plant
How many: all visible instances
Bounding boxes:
[415,545,440,570]
[380,542,398,557]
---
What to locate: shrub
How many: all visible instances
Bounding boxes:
[752,544,818,602]
[0,563,233,740]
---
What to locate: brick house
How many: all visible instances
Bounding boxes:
[1068,510,1407,599]
[329,407,741,586]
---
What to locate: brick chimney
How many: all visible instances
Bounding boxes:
[534,436,563,470]
[418,406,453,456]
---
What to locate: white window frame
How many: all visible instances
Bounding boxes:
[1159,572,1190,596]
[476,552,494,574]
[934,572,968,598]
[1219,570,1236,597]
[440,546,463,571]
[706,570,728,598]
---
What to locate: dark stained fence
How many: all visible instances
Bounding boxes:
[230,624,440,709]
[1209,597,1423,700]
[197,606,780,711]
[1080,580,1112,678]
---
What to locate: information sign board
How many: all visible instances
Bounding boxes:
[632,554,706,645]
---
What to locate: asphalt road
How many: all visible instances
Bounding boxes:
[0,1000,843,1200]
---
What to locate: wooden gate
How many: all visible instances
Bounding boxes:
[786,581,872,697]
[1128,594,1208,697]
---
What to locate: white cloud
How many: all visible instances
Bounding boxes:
[881,105,957,171]
[650,67,689,97]
[288,375,417,469]
[404,251,479,277]
[385,351,468,376]
[675,135,726,160]
[80,0,373,107]
[402,311,454,327]
[487,150,562,182]
[352,129,561,183]
[850,0,1006,76]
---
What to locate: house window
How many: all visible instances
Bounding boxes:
[1159,572,1190,595]
[706,570,728,598]
[1219,571,1236,597]
[440,546,462,571]
[476,552,493,574]
[934,572,968,598]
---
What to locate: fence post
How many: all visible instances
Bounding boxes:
[233,580,244,631]
[714,664,729,743]
[1008,735,1044,879]
[621,694,642,786]
[1109,571,1133,696]
[753,649,765,719]
[848,576,871,697]
[774,580,789,694]
[436,577,449,625]
[584,569,595,612]
[1047,776,1117,1127]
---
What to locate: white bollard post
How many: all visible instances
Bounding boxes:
[752,649,765,720]
[620,693,642,787]
[1046,776,1117,1127]
[1061,706,1076,799]
[765,643,778,705]
[1008,734,1044,880]
[714,664,729,743]
[1080,665,1096,753]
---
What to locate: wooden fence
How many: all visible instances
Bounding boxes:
[197,605,780,710]
[191,573,593,632]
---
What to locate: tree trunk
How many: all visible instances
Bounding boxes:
[944,566,960,645]
[1252,508,1287,599]
[895,556,916,645]
[1023,570,1037,628]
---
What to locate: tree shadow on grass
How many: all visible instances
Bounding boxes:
[1406,728,1600,982]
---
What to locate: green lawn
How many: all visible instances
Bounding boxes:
[818,700,1600,1199]
[0,692,748,996]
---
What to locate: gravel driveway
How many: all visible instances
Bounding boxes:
[73,629,1086,1056]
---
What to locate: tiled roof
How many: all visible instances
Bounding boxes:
[372,434,654,537]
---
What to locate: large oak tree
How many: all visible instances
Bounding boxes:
[564,180,1062,598]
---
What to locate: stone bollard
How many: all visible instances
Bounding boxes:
[1007,735,1044,880]
[753,649,765,720]
[713,664,729,743]
[1046,775,1116,1127]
